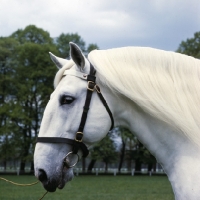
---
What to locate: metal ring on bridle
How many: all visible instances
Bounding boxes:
[63,151,79,168]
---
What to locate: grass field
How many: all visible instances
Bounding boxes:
[0,175,174,200]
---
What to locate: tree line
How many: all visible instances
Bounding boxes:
[0,25,98,173]
[0,25,199,173]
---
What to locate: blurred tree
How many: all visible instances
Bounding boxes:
[176,31,200,58]
[11,25,53,45]
[127,139,156,173]
[0,37,19,170]
[89,134,117,172]
[9,25,58,173]
[55,33,85,58]
[87,43,99,53]
[116,127,135,172]
[0,37,18,106]
[114,127,156,173]
[13,44,58,172]
[55,33,99,58]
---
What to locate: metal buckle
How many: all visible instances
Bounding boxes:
[87,81,95,91]
[75,132,83,142]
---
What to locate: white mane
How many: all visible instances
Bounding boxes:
[88,47,200,146]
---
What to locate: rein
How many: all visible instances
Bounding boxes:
[36,63,114,166]
[0,176,48,199]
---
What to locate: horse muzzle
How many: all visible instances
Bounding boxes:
[35,164,74,192]
[37,169,58,192]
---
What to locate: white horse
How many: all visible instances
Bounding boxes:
[34,42,200,199]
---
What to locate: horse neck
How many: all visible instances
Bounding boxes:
[107,89,200,199]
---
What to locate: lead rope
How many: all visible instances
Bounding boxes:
[0,176,48,199]
[38,191,48,200]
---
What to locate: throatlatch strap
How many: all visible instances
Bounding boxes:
[97,91,114,131]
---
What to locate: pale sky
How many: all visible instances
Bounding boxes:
[0,0,200,51]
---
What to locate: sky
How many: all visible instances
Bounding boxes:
[0,0,200,51]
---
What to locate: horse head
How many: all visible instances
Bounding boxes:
[34,43,113,192]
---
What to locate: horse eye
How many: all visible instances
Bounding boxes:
[61,96,75,105]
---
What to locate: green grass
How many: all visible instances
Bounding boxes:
[0,175,174,200]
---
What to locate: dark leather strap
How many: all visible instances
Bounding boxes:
[36,137,89,157]
[96,87,114,130]
[76,80,95,134]
[74,64,96,153]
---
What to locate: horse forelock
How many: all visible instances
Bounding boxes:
[88,47,200,146]
[54,60,75,88]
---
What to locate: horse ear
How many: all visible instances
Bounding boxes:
[69,42,86,70]
[49,52,69,69]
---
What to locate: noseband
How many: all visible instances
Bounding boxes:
[36,63,114,167]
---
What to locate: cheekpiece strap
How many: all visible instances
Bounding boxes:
[73,64,96,154]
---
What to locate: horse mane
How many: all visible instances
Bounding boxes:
[88,47,200,146]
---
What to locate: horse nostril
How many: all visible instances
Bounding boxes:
[38,169,48,182]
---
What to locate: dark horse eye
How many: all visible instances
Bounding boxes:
[61,96,75,105]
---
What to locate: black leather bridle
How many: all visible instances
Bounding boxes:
[36,63,114,166]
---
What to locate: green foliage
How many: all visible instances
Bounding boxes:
[87,43,99,53]
[128,141,156,165]
[0,37,20,162]
[11,25,53,45]
[55,33,85,58]
[118,127,135,145]
[117,127,156,171]
[90,134,117,170]
[176,31,200,58]
[10,33,58,167]
[0,25,58,170]
[55,33,99,58]
[0,37,18,98]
